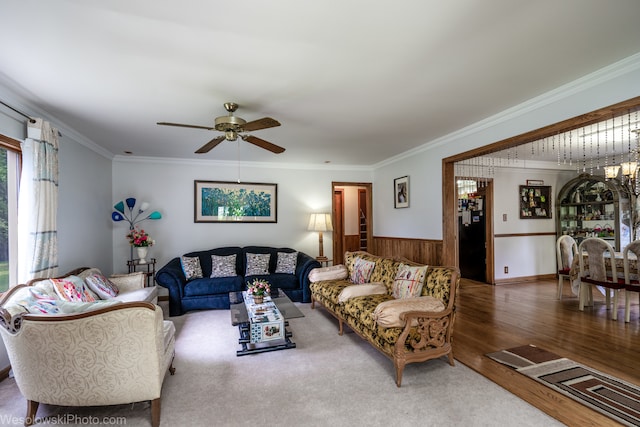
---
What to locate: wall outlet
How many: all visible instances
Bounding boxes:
[504,266,509,274]
[503,213,507,221]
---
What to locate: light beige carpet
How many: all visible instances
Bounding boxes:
[0,303,563,426]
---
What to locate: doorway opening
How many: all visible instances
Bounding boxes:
[331,182,373,265]
[456,178,494,283]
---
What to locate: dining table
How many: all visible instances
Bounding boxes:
[568,251,637,295]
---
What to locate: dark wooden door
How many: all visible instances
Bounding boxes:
[333,189,345,265]
[458,186,486,282]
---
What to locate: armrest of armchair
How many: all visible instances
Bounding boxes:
[110,271,146,293]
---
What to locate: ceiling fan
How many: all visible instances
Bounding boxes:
[157,102,284,154]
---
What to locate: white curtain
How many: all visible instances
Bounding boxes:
[17,118,59,283]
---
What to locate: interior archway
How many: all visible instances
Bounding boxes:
[442,96,640,268]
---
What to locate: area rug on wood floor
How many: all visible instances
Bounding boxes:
[487,344,640,427]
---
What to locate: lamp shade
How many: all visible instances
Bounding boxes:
[114,201,125,214]
[621,161,638,178]
[148,211,162,220]
[604,165,621,179]
[308,213,333,232]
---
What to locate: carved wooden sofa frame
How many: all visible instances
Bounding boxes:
[309,251,459,387]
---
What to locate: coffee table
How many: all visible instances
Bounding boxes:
[229,289,304,356]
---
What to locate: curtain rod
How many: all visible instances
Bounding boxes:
[0,100,36,123]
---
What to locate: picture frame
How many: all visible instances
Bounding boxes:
[519,185,552,219]
[194,180,277,223]
[394,176,409,209]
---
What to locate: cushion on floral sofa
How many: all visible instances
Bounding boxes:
[309,251,460,387]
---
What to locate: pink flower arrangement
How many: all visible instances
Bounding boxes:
[247,279,270,296]
[126,227,154,247]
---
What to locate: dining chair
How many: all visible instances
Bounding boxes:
[556,235,578,300]
[578,237,625,320]
[623,240,640,323]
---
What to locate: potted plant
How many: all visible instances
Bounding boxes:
[247,279,271,304]
[126,227,154,263]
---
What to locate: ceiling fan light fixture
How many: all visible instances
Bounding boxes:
[214,114,246,132]
[225,130,238,141]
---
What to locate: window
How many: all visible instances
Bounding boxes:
[0,135,20,292]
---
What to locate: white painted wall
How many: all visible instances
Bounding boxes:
[57,137,114,274]
[492,167,575,280]
[111,158,371,272]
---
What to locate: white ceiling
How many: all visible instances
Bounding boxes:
[1,0,640,166]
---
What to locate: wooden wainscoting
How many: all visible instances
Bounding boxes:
[344,234,361,253]
[371,236,443,265]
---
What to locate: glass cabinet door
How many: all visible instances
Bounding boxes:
[556,174,631,251]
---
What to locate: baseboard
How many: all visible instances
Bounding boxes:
[158,295,169,302]
[494,273,556,285]
[0,364,10,382]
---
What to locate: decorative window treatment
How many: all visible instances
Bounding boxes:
[17,118,59,282]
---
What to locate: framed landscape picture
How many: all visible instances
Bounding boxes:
[394,176,409,208]
[194,180,278,223]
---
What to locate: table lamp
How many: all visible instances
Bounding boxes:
[308,213,333,262]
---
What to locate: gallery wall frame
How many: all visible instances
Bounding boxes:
[519,185,551,219]
[194,180,278,223]
[394,176,409,208]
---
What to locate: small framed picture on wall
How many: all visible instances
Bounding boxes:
[394,176,409,209]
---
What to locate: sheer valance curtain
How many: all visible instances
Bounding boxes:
[17,118,59,283]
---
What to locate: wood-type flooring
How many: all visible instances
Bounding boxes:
[454,278,640,426]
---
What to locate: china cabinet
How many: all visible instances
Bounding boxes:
[556,174,631,251]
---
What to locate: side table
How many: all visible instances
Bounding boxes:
[127,258,156,287]
[316,257,332,267]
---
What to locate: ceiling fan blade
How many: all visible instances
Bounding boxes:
[242,117,281,132]
[195,136,226,153]
[157,121,215,131]
[243,135,285,154]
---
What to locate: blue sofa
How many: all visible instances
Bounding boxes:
[156,246,321,316]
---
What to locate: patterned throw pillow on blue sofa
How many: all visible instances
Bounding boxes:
[210,254,237,278]
[275,251,297,274]
[246,253,270,275]
[181,256,203,280]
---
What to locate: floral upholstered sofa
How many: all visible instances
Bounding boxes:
[0,267,173,427]
[310,251,459,387]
